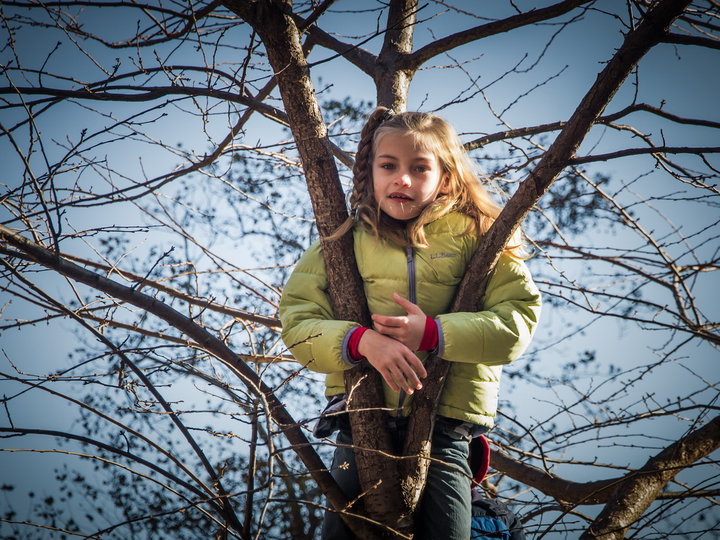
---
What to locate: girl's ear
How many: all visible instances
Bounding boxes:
[438,173,451,195]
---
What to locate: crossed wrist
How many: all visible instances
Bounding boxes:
[418,315,439,351]
[344,317,438,361]
[348,326,370,361]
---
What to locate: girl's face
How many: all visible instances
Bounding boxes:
[372,132,448,221]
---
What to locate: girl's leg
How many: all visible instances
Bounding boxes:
[320,429,359,540]
[416,417,473,540]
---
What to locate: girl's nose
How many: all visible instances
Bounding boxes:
[395,172,412,187]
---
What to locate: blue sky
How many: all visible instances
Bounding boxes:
[1,1,719,536]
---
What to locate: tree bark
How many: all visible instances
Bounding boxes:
[400,0,693,515]
[402,0,592,70]
[487,414,720,510]
[581,415,720,538]
[0,224,370,537]
[375,0,418,112]
[223,0,694,535]
[223,1,407,536]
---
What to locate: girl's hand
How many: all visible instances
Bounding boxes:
[357,329,427,394]
[371,292,427,351]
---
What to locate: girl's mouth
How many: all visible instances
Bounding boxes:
[389,192,413,201]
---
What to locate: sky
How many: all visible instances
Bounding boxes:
[1,1,719,537]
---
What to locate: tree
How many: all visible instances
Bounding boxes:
[1,1,718,538]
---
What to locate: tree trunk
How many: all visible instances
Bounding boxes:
[224,1,407,536]
[400,0,693,515]
[375,0,418,112]
[228,0,694,535]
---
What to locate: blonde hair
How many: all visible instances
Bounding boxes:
[332,107,525,256]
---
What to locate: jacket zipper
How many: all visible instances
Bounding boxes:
[398,246,416,411]
[406,246,417,304]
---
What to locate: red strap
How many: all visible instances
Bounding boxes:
[471,434,491,485]
[348,326,370,360]
[418,316,438,351]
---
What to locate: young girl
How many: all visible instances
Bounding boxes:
[279,108,541,539]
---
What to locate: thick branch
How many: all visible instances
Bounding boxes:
[455,0,692,311]
[375,0,418,110]
[582,415,720,538]
[401,0,693,517]
[491,447,618,505]
[490,415,720,512]
[0,224,352,532]
[664,32,720,50]
[223,1,404,536]
[293,16,377,75]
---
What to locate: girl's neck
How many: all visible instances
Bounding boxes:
[380,211,412,227]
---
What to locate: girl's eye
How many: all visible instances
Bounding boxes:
[415,165,428,173]
[380,163,395,170]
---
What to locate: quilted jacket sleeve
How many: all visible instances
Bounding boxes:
[279,241,358,374]
[436,254,541,366]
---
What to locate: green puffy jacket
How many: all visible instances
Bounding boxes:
[279,212,541,428]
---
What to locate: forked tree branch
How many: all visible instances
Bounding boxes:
[404,0,592,69]
[569,145,720,165]
[1,1,223,49]
[581,414,720,538]
[664,32,720,50]
[458,0,693,298]
[490,414,719,513]
[401,0,694,519]
[464,103,720,150]
[0,246,281,329]
[223,1,410,536]
[0,223,357,536]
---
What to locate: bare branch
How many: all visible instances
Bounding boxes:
[405,0,592,69]
[569,145,720,165]
[0,224,352,527]
[664,31,720,49]
[582,415,720,538]
[465,102,720,150]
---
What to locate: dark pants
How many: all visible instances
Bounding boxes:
[321,416,474,540]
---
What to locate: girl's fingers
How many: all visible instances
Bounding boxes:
[372,314,405,327]
[387,368,406,392]
[364,333,425,392]
[375,325,400,339]
[374,319,409,335]
[384,374,400,392]
[373,323,400,341]
[406,353,427,380]
[394,375,411,393]
[395,355,422,392]
[400,370,420,392]
[392,293,424,315]
[381,360,418,393]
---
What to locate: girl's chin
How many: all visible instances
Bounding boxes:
[380,208,419,222]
